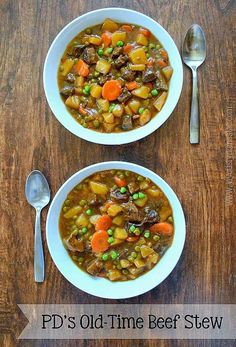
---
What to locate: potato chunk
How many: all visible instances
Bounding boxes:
[89,181,108,195]
[88,35,102,45]
[112,31,127,46]
[140,245,154,258]
[130,64,146,71]
[132,86,150,99]
[95,60,111,74]
[107,269,122,281]
[97,98,110,112]
[139,109,151,126]
[64,206,82,219]
[128,99,141,113]
[120,259,131,268]
[153,92,167,111]
[162,66,173,81]
[107,204,122,217]
[134,196,148,207]
[114,227,128,240]
[60,59,74,76]
[129,47,147,64]
[103,112,114,124]
[136,33,148,46]
[76,213,89,228]
[112,215,124,226]
[65,95,80,110]
[112,104,124,117]
[102,18,119,32]
[90,85,102,98]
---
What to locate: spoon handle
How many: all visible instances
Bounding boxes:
[34,208,44,282]
[190,68,200,144]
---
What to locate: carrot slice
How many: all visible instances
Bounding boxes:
[95,215,112,231]
[123,43,132,54]
[102,80,122,101]
[120,24,133,32]
[74,59,90,77]
[127,236,139,242]
[150,222,173,236]
[91,230,109,253]
[114,176,127,187]
[126,81,139,91]
[139,28,151,38]
[101,31,112,47]
[157,58,168,68]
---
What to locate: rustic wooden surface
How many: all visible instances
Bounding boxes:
[0,0,235,346]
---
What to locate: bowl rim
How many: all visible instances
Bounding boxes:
[46,161,186,299]
[43,7,183,145]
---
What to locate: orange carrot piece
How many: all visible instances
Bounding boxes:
[159,48,168,60]
[123,43,132,54]
[120,24,133,32]
[157,58,168,68]
[102,80,122,101]
[79,104,87,116]
[150,222,173,236]
[139,27,151,38]
[114,176,127,187]
[95,215,112,231]
[74,59,90,77]
[127,236,139,242]
[125,81,139,91]
[91,230,109,253]
[101,31,112,47]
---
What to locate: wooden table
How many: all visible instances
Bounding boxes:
[0,0,235,346]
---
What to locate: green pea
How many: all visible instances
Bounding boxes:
[151,89,158,96]
[79,199,87,207]
[109,103,116,112]
[108,237,114,244]
[63,206,68,212]
[153,235,160,241]
[107,47,113,53]
[138,192,146,199]
[128,256,134,262]
[65,199,70,206]
[122,269,129,275]
[81,227,88,234]
[125,171,130,177]
[119,173,124,179]
[107,229,113,236]
[97,48,104,56]
[102,253,109,261]
[83,85,91,95]
[93,71,100,77]
[120,187,127,194]
[132,193,139,200]
[144,230,150,238]
[137,175,144,181]
[131,252,137,258]
[135,76,142,83]
[116,40,124,47]
[129,225,136,232]
[134,228,141,235]
[138,107,145,114]
[135,246,141,252]
[146,53,150,58]
[93,120,100,128]
[149,43,155,49]
[86,209,93,216]
[110,250,118,260]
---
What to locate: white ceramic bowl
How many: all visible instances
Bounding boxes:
[46,161,186,299]
[44,8,183,145]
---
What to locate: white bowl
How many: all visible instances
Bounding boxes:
[43,8,183,145]
[46,161,186,299]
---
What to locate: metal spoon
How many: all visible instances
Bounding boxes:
[182,24,206,144]
[25,170,50,282]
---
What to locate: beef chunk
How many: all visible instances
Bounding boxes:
[156,71,168,91]
[122,69,136,81]
[86,259,103,275]
[142,67,157,82]
[72,44,86,57]
[121,115,133,131]
[128,181,140,194]
[110,188,129,201]
[63,235,84,252]
[98,73,114,86]
[121,202,144,222]
[83,46,97,64]
[114,55,128,69]
[112,46,123,58]
[66,73,76,83]
[118,87,132,103]
[143,207,160,224]
[60,85,74,96]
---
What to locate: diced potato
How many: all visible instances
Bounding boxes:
[124,104,133,115]
[110,238,124,247]
[103,123,116,132]
[74,87,83,95]
[134,259,145,268]
[148,252,159,264]
[97,98,110,111]
[112,104,124,117]
[65,95,80,110]
[120,259,131,268]
[139,109,151,126]
[136,237,147,246]
[112,31,127,46]
[162,66,173,81]
[130,64,146,71]
[112,215,124,226]
[128,99,141,113]
[159,207,172,222]
[107,269,122,281]
[102,18,119,32]
[75,76,84,87]
[136,33,148,46]
[140,245,154,258]
[129,266,145,276]
[132,86,150,99]
[153,92,167,111]
[134,196,148,207]
[60,59,74,76]
[139,181,149,190]
[89,214,101,225]
[90,85,103,98]
[114,227,128,240]
[89,181,108,195]
[76,213,89,228]
[147,188,161,197]
[107,204,122,217]
[64,206,82,219]
[129,47,147,65]
[103,112,114,124]
[88,35,102,45]
[95,60,111,74]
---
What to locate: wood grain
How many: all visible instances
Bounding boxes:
[0,0,235,346]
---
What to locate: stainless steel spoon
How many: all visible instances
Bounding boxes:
[25,170,50,282]
[182,24,206,144]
